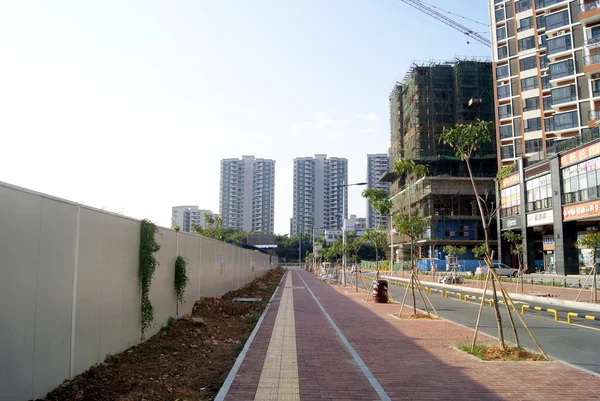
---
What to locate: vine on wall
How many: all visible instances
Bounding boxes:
[174,255,189,315]
[139,219,161,339]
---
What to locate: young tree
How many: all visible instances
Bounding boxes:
[394,214,429,316]
[503,230,525,292]
[363,228,387,278]
[575,232,600,303]
[440,121,546,358]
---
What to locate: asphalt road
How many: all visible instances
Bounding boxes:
[350,274,600,375]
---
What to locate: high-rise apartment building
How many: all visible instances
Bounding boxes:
[171,206,215,233]
[490,0,600,275]
[220,156,275,234]
[292,155,348,235]
[491,0,600,166]
[366,153,391,228]
[383,60,498,261]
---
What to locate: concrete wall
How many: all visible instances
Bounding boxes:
[0,182,277,401]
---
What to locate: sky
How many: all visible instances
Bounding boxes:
[0,0,492,235]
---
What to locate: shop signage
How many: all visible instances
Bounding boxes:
[543,235,555,251]
[501,172,519,188]
[563,200,600,221]
[560,141,600,167]
[503,218,519,229]
[526,210,554,227]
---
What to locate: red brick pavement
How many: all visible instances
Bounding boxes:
[223,274,283,401]
[297,270,600,401]
[291,271,379,401]
[223,269,600,400]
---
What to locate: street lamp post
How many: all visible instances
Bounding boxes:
[340,181,368,286]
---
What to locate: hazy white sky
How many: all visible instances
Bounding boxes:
[0,1,490,234]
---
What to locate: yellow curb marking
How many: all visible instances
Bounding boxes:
[254,273,300,401]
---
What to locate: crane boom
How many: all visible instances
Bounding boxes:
[399,0,491,47]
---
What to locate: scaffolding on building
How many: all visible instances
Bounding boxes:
[386,58,499,264]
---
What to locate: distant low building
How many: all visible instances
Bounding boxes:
[171,206,214,233]
[324,214,366,245]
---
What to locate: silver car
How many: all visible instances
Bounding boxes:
[493,263,519,277]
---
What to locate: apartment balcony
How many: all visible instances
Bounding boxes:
[584,53,600,75]
[579,1,600,24]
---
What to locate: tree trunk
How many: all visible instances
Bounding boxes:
[465,160,490,253]
[490,274,506,350]
[375,247,379,280]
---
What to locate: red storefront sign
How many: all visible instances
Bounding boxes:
[560,142,600,167]
[563,200,600,221]
[501,172,519,188]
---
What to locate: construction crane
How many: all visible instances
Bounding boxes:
[398,0,491,47]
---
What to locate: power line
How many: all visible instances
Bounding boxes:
[419,0,490,27]
[389,0,491,47]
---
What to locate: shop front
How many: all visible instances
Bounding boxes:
[562,200,600,274]
[526,210,554,273]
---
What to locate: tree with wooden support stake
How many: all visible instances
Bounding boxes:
[575,232,600,303]
[440,120,547,359]
[393,213,439,318]
[503,230,525,293]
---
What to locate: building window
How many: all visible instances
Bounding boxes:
[519,55,537,71]
[518,16,533,32]
[498,45,508,59]
[497,64,509,80]
[501,145,515,159]
[593,79,600,97]
[553,110,579,130]
[543,96,552,110]
[526,174,552,211]
[542,75,551,90]
[500,124,513,139]
[538,34,547,49]
[524,117,542,132]
[518,36,536,51]
[549,59,574,80]
[551,85,576,105]
[495,8,505,21]
[523,96,540,111]
[547,34,572,55]
[545,116,555,132]
[525,138,543,153]
[498,84,511,99]
[544,10,569,31]
[521,76,538,91]
[540,55,549,69]
[586,25,600,46]
[562,158,600,204]
[515,0,532,12]
[499,104,512,119]
[501,184,521,217]
[497,26,507,41]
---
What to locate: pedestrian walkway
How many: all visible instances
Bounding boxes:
[218,268,600,401]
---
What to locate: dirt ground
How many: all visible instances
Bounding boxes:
[35,267,285,401]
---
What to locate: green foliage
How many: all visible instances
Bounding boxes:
[393,158,429,178]
[193,213,248,246]
[172,224,181,232]
[139,219,161,339]
[503,230,524,268]
[496,164,515,183]
[273,233,313,262]
[438,119,492,161]
[363,228,387,261]
[473,244,486,258]
[575,232,600,250]
[393,214,428,242]
[174,255,189,312]
[361,188,392,217]
[443,245,467,257]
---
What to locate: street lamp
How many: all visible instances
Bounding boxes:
[339,181,368,286]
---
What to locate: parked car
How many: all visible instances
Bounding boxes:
[477,263,519,277]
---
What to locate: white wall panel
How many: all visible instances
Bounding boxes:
[0,186,42,401]
[32,198,77,396]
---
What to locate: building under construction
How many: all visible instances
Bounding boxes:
[385,59,498,264]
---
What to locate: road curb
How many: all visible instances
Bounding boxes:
[382,275,600,313]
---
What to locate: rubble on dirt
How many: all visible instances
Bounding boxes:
[34,267,285,401]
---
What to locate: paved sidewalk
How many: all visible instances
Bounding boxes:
[221,269,600,401]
